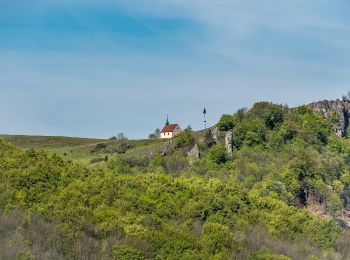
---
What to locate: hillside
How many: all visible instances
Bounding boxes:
[0,134,165,164]
[2,100,350,259]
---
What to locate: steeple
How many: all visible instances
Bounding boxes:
[166,115,169,125]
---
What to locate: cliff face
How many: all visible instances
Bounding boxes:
[307,100,350,137]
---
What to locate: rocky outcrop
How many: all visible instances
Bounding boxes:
[212,127,220,143]
[225,130,233,155]
[336,216,350,231]
[187,144,200,165]
[307,100,350,137]
[187,144,200,159]
[162,140,173,156]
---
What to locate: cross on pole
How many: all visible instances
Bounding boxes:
[203,107,207,129]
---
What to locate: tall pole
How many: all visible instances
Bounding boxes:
[203,108,207,130]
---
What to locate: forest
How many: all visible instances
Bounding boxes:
[1,102,350,259]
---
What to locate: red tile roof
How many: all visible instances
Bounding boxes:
[161,124,179,133]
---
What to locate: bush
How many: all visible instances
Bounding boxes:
[200,223,234,255]
[90,157,105,164]
[175,128,195,149]
[91,143,108,153]
[208,144,227,164]
[165,153,188,173]
[249,248,291,260]
[113,245,144,260]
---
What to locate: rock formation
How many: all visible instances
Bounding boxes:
[307,100,350,137]
[212,127,220,143]
[187,144,200,159]
[187,144,200,166]
[225,130,233,155]
[162,140,173,156]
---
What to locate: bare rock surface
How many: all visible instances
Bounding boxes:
[187,144,200,158]
[212,127,220,143]
[162,140,173,156]
[225,130,233,155]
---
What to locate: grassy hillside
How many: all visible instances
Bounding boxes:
[2,102,350,259]
[0,134,165,163]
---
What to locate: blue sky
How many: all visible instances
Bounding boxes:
[1,0,350,138]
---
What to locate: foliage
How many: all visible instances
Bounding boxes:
[204,129,216,148]
[217,114,236,131]
[113,245,144,260]
[278,106,331,146]
[247,102,286,129]
[207,144,227,164]
[174,127,195,149]
[2,101,350,259]
[233,118,267,149]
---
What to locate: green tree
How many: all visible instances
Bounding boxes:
[113,245,144,260]
[248,102,285,129]
[155,128,161,139]
[200,223,234,255]
[217,114,235,131]
[232,118,267,149]
[175,128,195,149]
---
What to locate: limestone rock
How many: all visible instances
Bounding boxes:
[212,127,220,143]
[162,140,173,156]
[225,130,233,155]
[187,144,200,158]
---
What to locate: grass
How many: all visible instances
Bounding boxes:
[0,128,209,164]
[0,134,165,164]
[0,135,105,149]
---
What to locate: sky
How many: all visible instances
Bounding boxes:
[0,0,350,139]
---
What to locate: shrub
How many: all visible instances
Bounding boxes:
[113,245,144,260]
[249,248,291,260]
[175,128,195,149]
[200,223,234,255]
[90,157,105,164]
[208,144,227,164]
[91,143,108,153]
[165,153,188,173]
